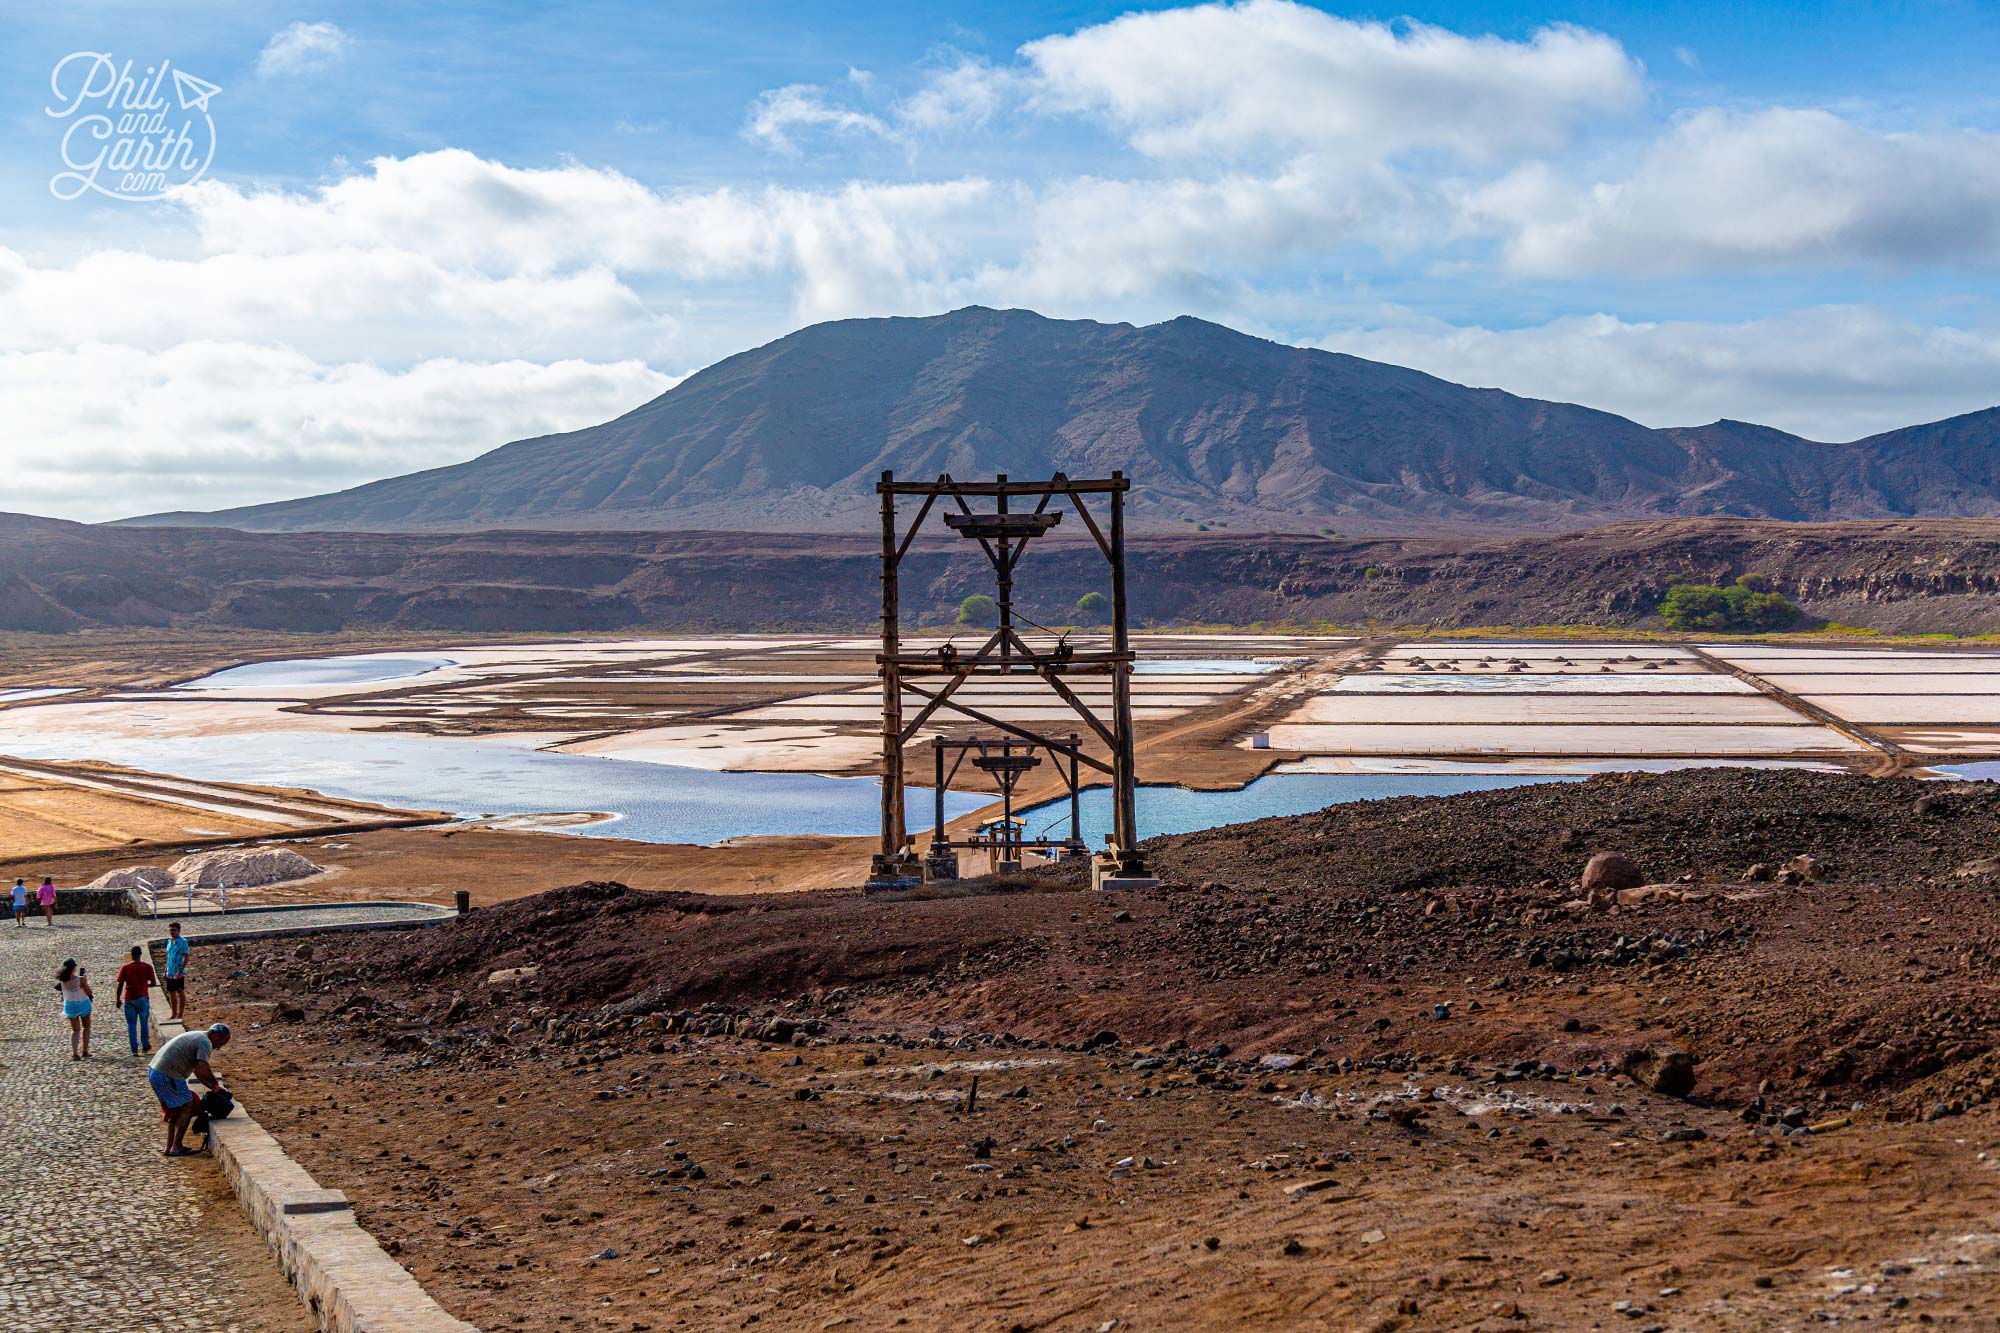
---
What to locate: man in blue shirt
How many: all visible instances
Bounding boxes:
[162,921,190,1022]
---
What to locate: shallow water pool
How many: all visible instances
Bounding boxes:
[1134,659,1283,675]
[0,718,987,847]
[181,655,456,689]
[1019,772,1578,848]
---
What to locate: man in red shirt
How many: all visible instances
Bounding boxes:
[114,945,158,1056]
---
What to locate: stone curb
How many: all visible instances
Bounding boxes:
[134,896,459,922]
[157,990,477,1330]
[206,1112,477,1333]
[166,912,457,949]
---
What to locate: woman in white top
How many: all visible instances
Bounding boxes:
[56,959,92,1059]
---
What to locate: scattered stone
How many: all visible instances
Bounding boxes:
[1582,852,1644,894]
[1620,1044,1697,1098]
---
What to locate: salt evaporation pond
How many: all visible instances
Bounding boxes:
[1134,659,1282,674]
[1021,772,1578,848]
[181,655,456,689]
[0,719,987,847]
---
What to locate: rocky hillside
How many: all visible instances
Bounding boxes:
[124,307,2000,536]
[10,512,2000,635]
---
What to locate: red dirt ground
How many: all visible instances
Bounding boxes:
[208,770,2000,1330]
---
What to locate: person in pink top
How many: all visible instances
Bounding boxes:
[36,876,55,927]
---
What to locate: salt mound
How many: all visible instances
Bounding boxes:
[168,847,323,888]
[83,865,172,892]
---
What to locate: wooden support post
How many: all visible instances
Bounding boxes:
[933,736,946,850]
[1108,473,1140,859]
[1067,733,1082,847]
[870,469,916,890]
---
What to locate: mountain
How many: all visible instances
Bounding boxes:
[125,307,2000,535]
[17,511,2000,636]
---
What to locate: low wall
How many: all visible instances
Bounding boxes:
[51,887,138,916]
[208,1115,478,1332]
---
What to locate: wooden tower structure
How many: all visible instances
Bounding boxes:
[867,470,1153,892]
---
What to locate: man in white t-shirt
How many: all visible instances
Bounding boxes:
[147,1022,230,1156]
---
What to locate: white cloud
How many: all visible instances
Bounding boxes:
[257,21,350,78]
[999,160,1415,302]
[745,85,894,154]
[1017,1,1642,161]
[0,243,664,364]
[1322,307,2000,441]
[172,151,996,322]
[1468,108,2000,275]
[0,344,673,521]
[762,2,1639,164]
[898,60,1020,134]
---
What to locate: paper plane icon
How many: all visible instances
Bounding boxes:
[172,68,221,112]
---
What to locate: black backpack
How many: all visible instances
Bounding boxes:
[190,1087,235,1137]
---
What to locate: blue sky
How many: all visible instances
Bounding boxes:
[4,0,1998,519]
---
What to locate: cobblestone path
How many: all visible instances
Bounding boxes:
[0,907,444,1331]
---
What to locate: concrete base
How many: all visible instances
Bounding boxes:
[1091,851,1160,892]
[865,851,924,895]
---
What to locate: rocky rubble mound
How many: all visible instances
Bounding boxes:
[82,865,172,891]
[168,846,323,887]
[1040,768,2000,894]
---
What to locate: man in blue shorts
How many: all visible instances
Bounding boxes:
[148,1022,230,1156]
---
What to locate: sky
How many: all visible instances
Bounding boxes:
[4,0,1999,521]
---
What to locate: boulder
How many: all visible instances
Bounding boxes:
[1582,852,1644,894]
[1620,1043,1697,1097]
[487,965,540,989]
[167,847,323,888]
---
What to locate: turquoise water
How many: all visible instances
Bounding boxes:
[1019,772,1579,847]
[180,655,456,689]
[0,720,987,847]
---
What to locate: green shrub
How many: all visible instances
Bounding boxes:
[1658,576,1800,632]
[956,594,996,626]
[1075,591,1109,621]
